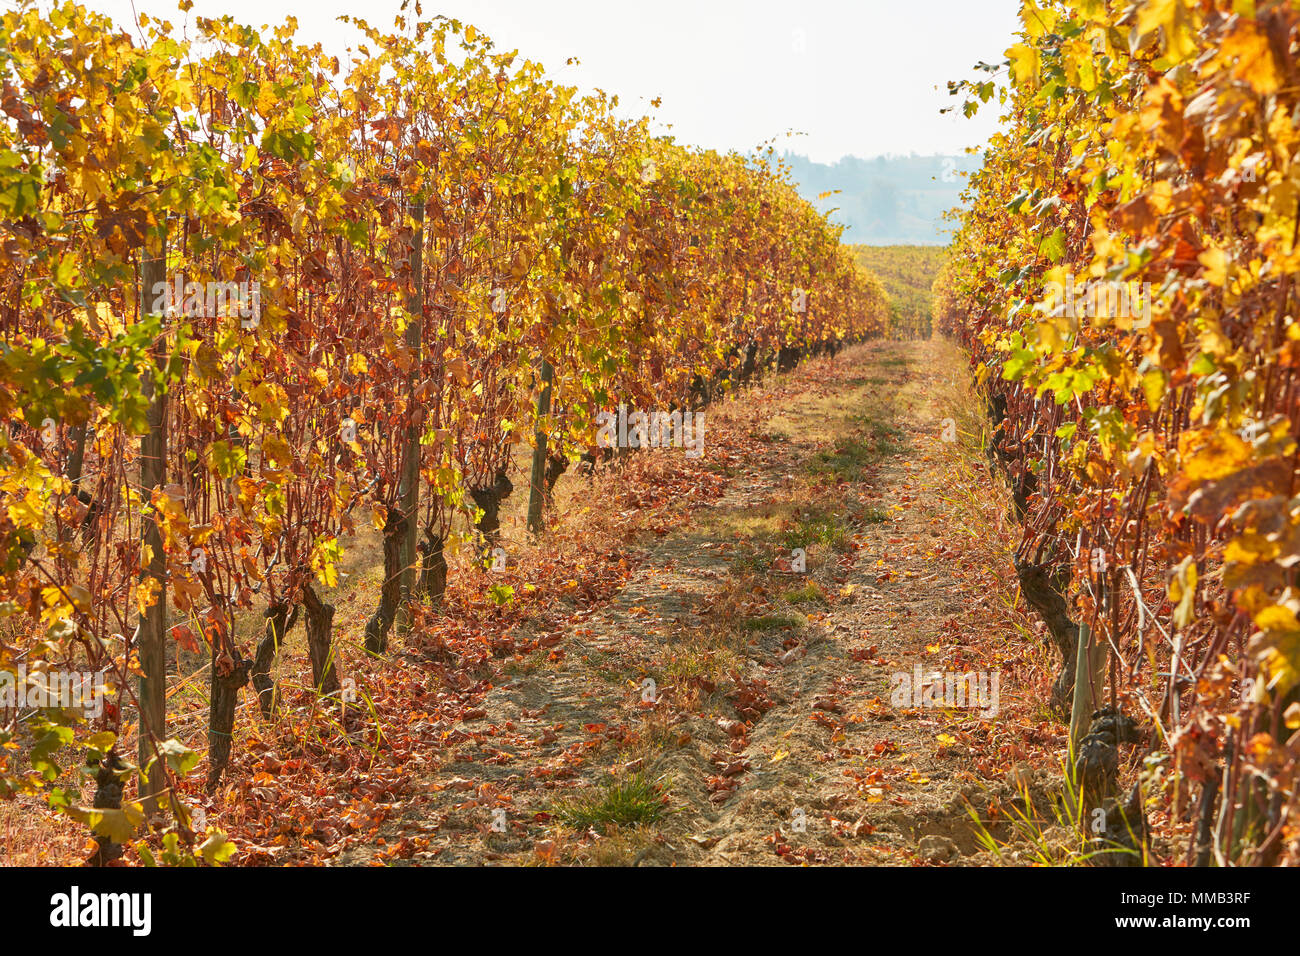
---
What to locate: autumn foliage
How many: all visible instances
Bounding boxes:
[0,0,886,859]
[939,0,1300,864]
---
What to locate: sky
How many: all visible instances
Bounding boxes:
[78,0,1020,165]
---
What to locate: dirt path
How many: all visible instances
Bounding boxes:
[341,338,1045,866]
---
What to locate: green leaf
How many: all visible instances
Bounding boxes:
[157,738,200,776]
[69,801,144,843]
[84,731,118,760]
[209,441,248,480]
[30,725,75,781]
[1038,227,1067,263]
[1141,369,1167,411]
[199,830,237,866]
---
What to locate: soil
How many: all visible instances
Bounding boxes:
[337,339,1074,867]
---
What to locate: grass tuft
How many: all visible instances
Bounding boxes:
[555,773,669,831]
[740,613,803,632]
[781,581,828,605]
[783,512,851,551]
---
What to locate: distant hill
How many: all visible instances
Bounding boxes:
[851,245,948,339]
[781,152,978,246]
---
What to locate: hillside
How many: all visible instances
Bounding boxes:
[852,244,948,339]
[783,153,977,245]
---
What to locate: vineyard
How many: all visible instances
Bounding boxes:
[852,244,949,340]
[0,0,887,865]
[0,0,1294,891]
[938,0,1300,866]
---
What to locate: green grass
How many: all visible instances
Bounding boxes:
[555,773,668,831]
[807,421,905,480]
[740,613,803,632]
[807,438,875,478]
[964,759,1147,867]
[781,582,828,605]
[783,512,851,551]
[859,506,889,524]
[730,544,771,575]
[860,417,907,452]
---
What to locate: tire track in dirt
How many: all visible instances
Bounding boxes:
[683,337,1002,865]
[343,339,1024,866]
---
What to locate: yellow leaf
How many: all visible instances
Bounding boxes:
[1224,533,1278,567]
[262,435,292,466]
[199,830,237,865]
[1179,430,1252,482]
[69,801,144,843]
[1255,604,1300,633]
[1219,21,1280,95]
[1141,369,1166,411]
[65,584,92,614]
[1169,556,1198,628]
[1020,1,1059,39]
[1007,43,1040,89]
[136,577,162,617]
[1137,0,1197,63]
[1198,247,1228,286]
[1285,702,1300,730]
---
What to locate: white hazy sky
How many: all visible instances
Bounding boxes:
[79,0,1019,164]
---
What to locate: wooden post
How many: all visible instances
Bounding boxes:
[137,235,168,815]
[60,423,89,544]
[526,358,554,535]
[397,197,423,626]
[1069,622,1109,753]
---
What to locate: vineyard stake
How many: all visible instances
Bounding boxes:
[1069,621,1109,754]
[397,196,424,629]
[136,233,169,815]
[527,358,554,535]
